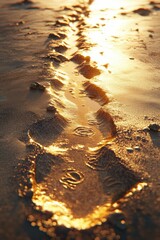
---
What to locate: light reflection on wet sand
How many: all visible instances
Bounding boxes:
[85,0,160,125]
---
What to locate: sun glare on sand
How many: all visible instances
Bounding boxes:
[80,0,129,68]
[90,0,125,10]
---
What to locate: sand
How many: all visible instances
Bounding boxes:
[0,0,160,239]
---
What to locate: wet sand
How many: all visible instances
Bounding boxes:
[0,0,160,240]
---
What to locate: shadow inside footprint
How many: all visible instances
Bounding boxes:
[149,131,160,148]
[86,147,141,203]
[95,108,117,138]
[83,81,109,106]
[35,153,64,183]
[29,114,68,146]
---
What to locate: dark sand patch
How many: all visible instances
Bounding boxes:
[133,8,152,16]
[79,63,101,79]
[95,108,117,138]
[29,114,68,146]
[35,153,64,183]
[85,147,140,202]
[83,81,109,105]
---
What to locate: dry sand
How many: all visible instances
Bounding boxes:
[0,0,160,240]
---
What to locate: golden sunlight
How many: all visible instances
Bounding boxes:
[31,182,147,230]
[90,0,125,10]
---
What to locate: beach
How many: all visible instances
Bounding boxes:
[0,0,160,239]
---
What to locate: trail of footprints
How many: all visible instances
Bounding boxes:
[18,0,142,232]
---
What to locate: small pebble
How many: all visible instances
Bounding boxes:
[47,105,56,113]
[30,82,45,91]
[16,20,25,26]
[126,147,133,153]
[133,8,151,16]
[103,63,109,68]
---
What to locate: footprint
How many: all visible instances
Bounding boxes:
[60,168,84,190]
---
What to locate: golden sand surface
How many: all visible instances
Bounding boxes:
[0,1,160,239]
